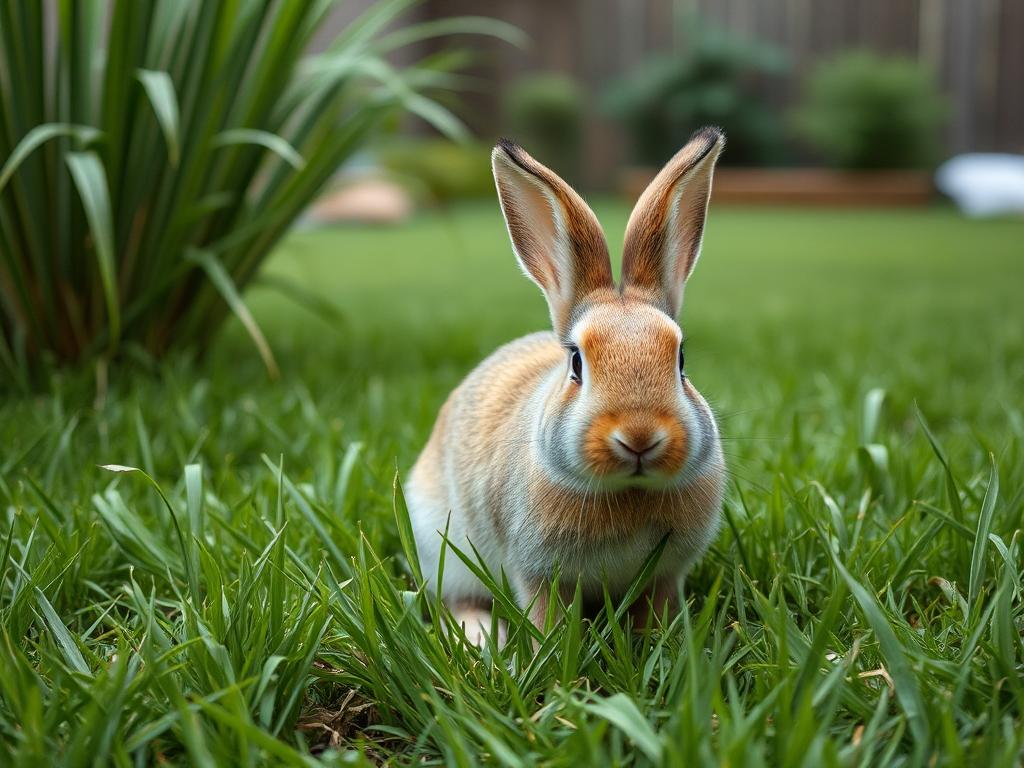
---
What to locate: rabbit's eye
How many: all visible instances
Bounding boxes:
[679,345,686,379]
[568,346,583,383]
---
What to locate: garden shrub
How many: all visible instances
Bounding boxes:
[603,17,787,167]
[793,51,946,169]
[504,73,584,181]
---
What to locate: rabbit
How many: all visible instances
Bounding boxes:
[407,126,727,644]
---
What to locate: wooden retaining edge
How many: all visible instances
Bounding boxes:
[621,167,934,206]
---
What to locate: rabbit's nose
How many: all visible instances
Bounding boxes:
[610,428,667,460]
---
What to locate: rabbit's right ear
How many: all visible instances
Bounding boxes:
[621,127,725,317]
[492,140,613,337]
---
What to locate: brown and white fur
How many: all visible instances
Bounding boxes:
[408,127,727,644]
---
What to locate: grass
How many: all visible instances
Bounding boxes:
[1,200,1023,765]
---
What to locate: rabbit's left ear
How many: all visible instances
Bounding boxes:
[621,127,725,317]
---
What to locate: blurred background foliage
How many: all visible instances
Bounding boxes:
[505,73,585,180]
[400,0,1020,191]
[603,16,789,167]
[375,139,494,203]
[365,3,961,209]
[792,51,948,169]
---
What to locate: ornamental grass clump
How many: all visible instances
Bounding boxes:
[0,0,520,388]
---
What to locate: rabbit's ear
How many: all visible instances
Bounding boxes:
[621,127,725,317]
[492,139,613,336]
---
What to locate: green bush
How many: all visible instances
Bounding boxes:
[504,73,584,180]
[0,1,520,387]
[604,19,787,167]
[376,139,495,203]
[793,51,946,169]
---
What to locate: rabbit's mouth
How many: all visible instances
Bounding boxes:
[624,450,658,479]
[588,469,684,492]
[586,454,688,490]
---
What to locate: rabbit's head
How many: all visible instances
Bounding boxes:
[492,127,725,490]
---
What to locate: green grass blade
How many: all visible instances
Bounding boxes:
[583,693,663,763]
[98,463,199,604]
[34,587,90,676]
[185,463,204,543]
[968,454,999,607]
[830,554,930,749]
[860,387,886,443]
[392,470,423,584]
[915,404,965,521]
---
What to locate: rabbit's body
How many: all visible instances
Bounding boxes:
[409,328,723,606]
[409,128,728,639]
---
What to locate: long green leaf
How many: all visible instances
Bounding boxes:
[186,249,279,378]
[357,58,469,140]
[375,15,529,53]
[0,124,100,193]
[251,272,345,325]
[66,151,120,348]
[211,129,305,170]
[136,69,181,167]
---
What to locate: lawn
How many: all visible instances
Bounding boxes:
[2,201,1023,765]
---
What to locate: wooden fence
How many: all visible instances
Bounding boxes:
[322,0,1024,184]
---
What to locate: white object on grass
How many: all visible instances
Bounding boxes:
[935,153,1024,216]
